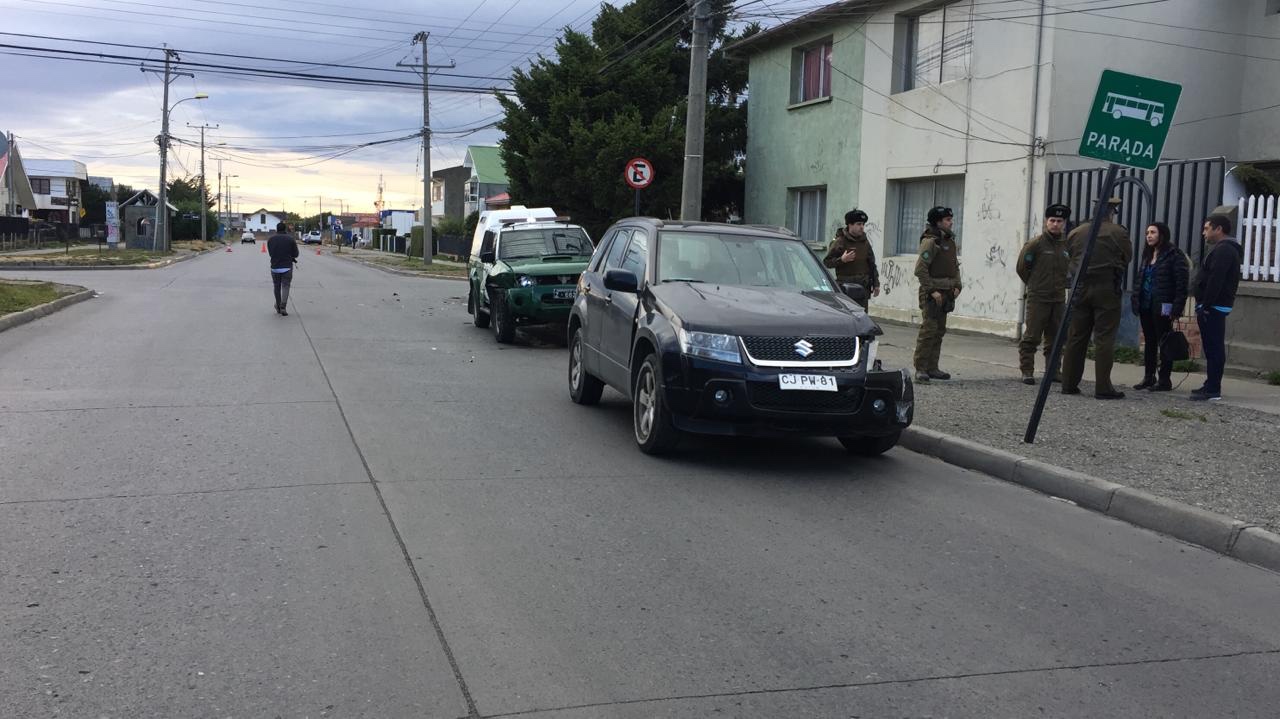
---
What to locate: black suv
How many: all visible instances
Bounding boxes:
[567,219,913,455]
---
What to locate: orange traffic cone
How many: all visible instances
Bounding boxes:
[260,242,266,253]
[315,248,322,255]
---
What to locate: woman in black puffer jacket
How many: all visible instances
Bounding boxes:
[1131,222,1189,391]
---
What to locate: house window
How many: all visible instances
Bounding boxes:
[788,186,827,248]
[791,39,833,104]
[260,213,266,224]
[899,1,973,92]
[31,178,50,194]
[890,176,964,255]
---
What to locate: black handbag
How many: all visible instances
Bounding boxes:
[1160,330,1190,362]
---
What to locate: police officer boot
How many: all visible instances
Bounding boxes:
[927,369,951,380]
[1021,370,1035,385]
[1134,375,1156,390]
[915,371,931,384]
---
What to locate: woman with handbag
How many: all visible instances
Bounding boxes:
[1132,222,1189,391]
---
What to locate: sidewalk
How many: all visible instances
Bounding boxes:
[346,247,465,267]
[873,317,1280,534]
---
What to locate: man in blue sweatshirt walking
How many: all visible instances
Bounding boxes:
[1190,214,1242,402]
[267,222,299,316]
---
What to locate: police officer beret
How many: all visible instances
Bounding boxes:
[927,206,953,224]
[845,209,869,225]
[1045,204,1070,219]
[1106,197,1122,205]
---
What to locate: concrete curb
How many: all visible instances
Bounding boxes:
[0,248,212,271]
[900,426,1280,573]
[331,253,466,282]
[0,286,94,333]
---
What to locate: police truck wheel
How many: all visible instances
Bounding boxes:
[491,291,515,344]
[568,327,604,406]
[472,285,490,328]
[838,431,901,457]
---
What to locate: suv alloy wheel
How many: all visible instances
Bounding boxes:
[568,327,604,405]
[633,352,679,454]
[491,290,515,343]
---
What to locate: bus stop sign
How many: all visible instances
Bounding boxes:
[1079,70,1181,170]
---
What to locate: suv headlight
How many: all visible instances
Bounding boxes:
[516,275,535,288]
[678,329,742,364]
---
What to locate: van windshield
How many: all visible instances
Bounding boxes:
[498,228,593,260]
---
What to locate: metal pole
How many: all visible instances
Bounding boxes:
[156,50,173,252]
[420,31,433,265]
[216,158,222,240]
[679,0,710,221]
[4,131,14,217]
[1024,162,1121,444]
[635,188,641,217]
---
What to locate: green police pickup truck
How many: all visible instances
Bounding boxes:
[467,220,595,343]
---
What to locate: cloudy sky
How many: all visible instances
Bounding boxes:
[1,0,608,215]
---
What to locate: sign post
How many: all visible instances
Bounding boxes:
[624,157,654,217]
[1024,70,1181,443]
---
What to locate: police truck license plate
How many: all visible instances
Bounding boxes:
[553,288,577,300]
[778,374,837,392]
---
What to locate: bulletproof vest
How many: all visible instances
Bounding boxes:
[833,230,873,278]
[924,229,959,278]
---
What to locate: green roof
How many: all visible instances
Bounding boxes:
[467,145,508,185]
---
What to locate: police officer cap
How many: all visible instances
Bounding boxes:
[927,206,953,224]
[1045,204,1070,219]
[845,209,868,225]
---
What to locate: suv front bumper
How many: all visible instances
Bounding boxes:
[662,357,913,438]
[504,286,577,325]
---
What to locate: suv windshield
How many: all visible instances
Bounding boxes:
[498,227,592,260]
[656,231,835,292]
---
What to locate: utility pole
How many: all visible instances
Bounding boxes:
[141,49,198,252]
[680,0,710,221]
[188,122,218,245]
[216,158,222,240]
[4,131,14,217]
[399,31,454,265]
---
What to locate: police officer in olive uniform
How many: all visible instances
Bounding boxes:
[1016,204,1072,384]
[1060,198,1133,399]
[913,206,961,383]
[823,209,880,309]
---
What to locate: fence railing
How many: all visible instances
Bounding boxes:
[1238,194,1279,282]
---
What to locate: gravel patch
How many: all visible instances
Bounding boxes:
[912,378,1280,533]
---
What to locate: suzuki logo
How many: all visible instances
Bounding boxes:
[794,339,815,358]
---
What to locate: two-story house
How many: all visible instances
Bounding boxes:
[431,164,472,224]
[732,0,1280,337]
[25,159,88,225]
[462,145,510,217]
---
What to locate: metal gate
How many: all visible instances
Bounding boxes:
[1045,157,1225,288]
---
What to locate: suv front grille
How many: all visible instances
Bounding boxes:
[747,383,863,414]
[741,336,857,364]
[534,274,579,286]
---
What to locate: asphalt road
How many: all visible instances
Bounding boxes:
[2,248,1278,719]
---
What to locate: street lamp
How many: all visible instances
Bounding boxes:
[155,92,207,251]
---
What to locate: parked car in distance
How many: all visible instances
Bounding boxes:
[302,230,322,245]
[567,219,913,456]
[468,217,593,343]
[240,231,256,244]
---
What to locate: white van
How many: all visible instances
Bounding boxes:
[468,206,559,259]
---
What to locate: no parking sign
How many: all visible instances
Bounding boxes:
[624,157,654,190]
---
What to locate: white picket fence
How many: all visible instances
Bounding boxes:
[1238,194,1280,282]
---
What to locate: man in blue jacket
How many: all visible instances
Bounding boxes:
[1190,214,1242,402]
[267,222,299,316]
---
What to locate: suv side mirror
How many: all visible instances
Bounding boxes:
[479,250,496,264]
[603,269,639,293]
[841,282,868,303]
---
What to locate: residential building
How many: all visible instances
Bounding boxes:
[380,209,416,237]
[431,164,471,223]
[244,208,285,233]
[1,135,36,216]
[733,0,1280,337]
[26,158,88,224]
[462,145,510,217]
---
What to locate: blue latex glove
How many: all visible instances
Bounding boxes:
[1160,303,1173,317]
